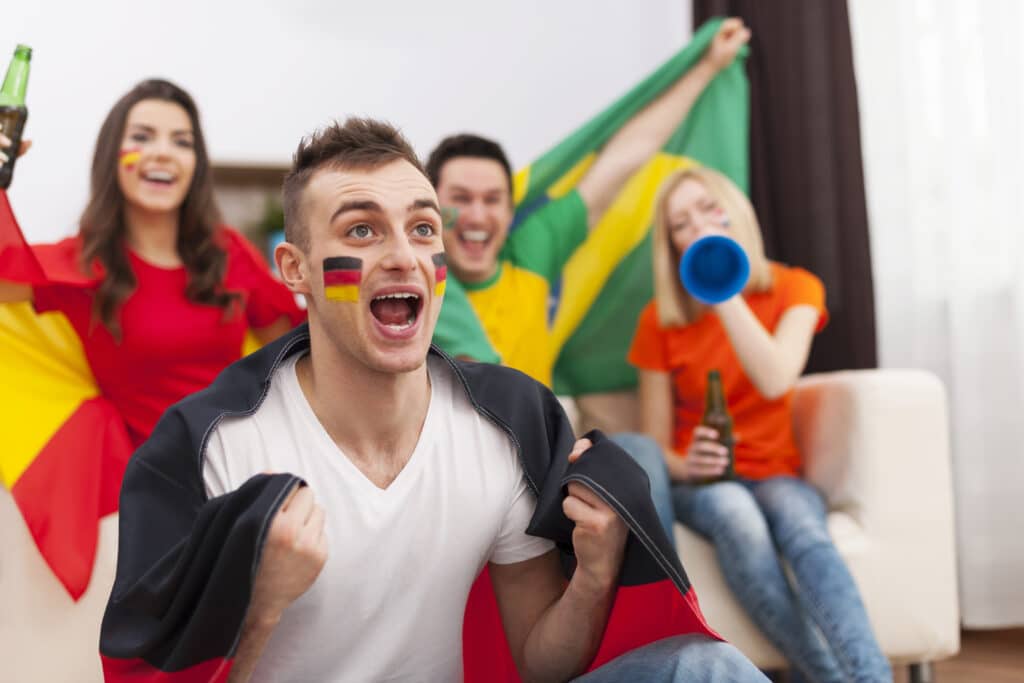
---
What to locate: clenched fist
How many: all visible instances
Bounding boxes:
[563,438,629,592]
[247,484,328,626]
[703,17,752,72]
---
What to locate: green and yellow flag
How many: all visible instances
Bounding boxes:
[434,17,749,394]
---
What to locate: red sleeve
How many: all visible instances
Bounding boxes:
[220,228,305,329]
[32,283,72,314]
[2,191,95,285]
[781,266,829,332]
[28,239,97,317]
[628,301,672,371]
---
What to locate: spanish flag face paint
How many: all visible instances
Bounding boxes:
[119,147,141,171]
[323,256,362,302]
[433,253,447,297]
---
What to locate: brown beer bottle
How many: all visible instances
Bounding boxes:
[0,44,31,190]
[700,369,735,483]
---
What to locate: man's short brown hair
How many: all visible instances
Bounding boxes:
[425,133,514,195]
[283,117,426,251]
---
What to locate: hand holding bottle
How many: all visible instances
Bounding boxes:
[672,426,731,482]
[0,132,30,166]
[0,43,31,189]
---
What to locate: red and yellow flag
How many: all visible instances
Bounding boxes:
[1,191,271,599]
[0,190,133,599]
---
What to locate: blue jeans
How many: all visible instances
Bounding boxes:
[673,477,892,683]
[573,635,768,682]
[624,445,891,682]
[609,432,677,549]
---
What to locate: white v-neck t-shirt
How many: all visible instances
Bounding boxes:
[203,353,554,682]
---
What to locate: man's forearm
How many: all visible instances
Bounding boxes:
[226,615,279,683]
[601,57,717,163]
[576,57,719,227]
[520,572,618,683]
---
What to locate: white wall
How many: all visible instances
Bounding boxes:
[4,0,691,242]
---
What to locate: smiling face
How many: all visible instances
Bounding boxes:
[280,158,446,375]
[116,98,196,216]
[435,156,514,284]
[665,177,734,256]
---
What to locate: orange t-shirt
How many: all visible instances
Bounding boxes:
[628,262,828,480]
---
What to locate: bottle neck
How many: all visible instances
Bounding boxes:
[0,56,30,106]
[705,373,727,412]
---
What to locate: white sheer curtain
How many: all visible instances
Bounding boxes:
[849,0,1024,627]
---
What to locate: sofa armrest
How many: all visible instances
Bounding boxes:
[792,369,950,529]
[791,369,960,659]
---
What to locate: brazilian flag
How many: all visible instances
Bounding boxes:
[433,17,749,395]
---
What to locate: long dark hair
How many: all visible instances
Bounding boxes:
[79,78,235,338]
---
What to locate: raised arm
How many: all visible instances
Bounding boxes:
[713,299,819,400]
[576,18,750,229]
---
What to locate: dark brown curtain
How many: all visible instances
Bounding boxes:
[694,0,877,372]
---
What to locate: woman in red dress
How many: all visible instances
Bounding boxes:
[0,79,304,601]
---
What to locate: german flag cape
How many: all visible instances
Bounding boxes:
[99,327,720,681]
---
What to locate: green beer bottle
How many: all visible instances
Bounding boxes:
[700,369,735,483]
[0,44,31,190]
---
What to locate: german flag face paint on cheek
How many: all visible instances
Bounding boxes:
[441,207,459,230]
[119,147,141,172]
[323,256,362,302]
[432,253,447,297]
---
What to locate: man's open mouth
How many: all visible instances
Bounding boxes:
[369,291,423,331]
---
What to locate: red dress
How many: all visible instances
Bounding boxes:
[32,229,304,446]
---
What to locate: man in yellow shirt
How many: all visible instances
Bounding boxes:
[428,19,749,390]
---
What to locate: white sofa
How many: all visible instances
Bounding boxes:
[580,369,961,676]
[0,493,116,682]
[1,369,960,681]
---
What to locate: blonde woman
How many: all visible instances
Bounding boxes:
[626,167,891,682]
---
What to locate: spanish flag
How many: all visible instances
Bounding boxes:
[434,17,750,395]
[0,190,133,600]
